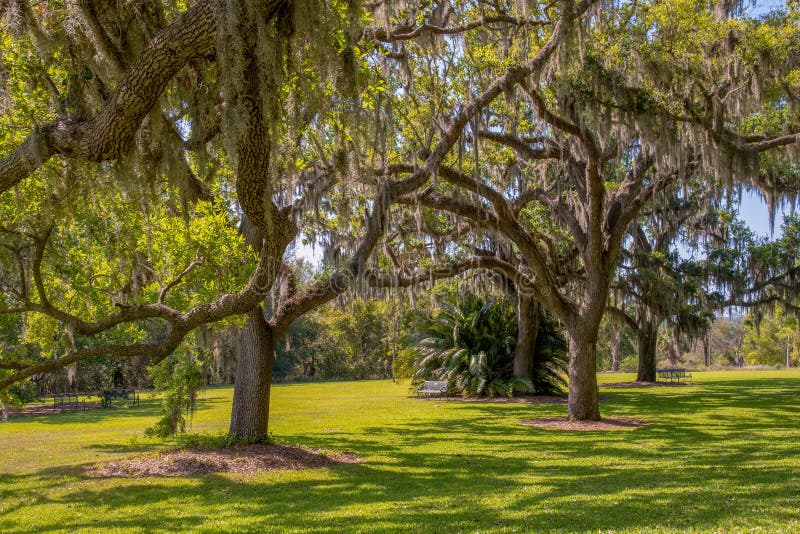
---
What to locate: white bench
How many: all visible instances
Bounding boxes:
[417,380,448,398]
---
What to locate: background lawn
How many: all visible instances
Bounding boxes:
[1,370,800,533]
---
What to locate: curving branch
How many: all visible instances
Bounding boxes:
[0,231,286,388]
[406,190,572,317]
[0,0,219,194]
[0,342,162,391]
[366,15,549,43]
[605,305,640,335]
[158,260,204,304]
[365,255,531,289]
[478,130,562,162]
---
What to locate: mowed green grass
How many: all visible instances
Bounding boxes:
[2,371,800,533]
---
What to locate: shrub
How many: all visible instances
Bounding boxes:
[145,349,205,438]
[408,295,566,397]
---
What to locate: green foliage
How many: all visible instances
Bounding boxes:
[531,312,569,395]
[0,379,39,408]
[144,348,205,438]
[275,300,394,381]
[742,306,798,366]
[408,295,565,397]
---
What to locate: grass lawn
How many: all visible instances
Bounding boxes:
[2,370,800,533]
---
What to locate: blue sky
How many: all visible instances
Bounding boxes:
[740,191,792,238]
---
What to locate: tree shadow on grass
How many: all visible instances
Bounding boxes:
[6,440,799,533]
[2,377,799,532]
[3,395,227,426]
[83,441,164,454]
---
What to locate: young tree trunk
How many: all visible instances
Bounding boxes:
[513,294,540,381]
[566,325,601,421]
[702,333,711,367]
[610,327,621,372]
[636,316,659,382]
[229,306,275,442]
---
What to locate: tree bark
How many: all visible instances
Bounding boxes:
[566,325,601,421]
[513,294,540,381]
[229,305,274,442]
[0,0,219,194]
[636,313,659,382]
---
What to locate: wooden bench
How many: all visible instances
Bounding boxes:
[99,389,140,408]
[417,380,448,398]
[657,368,692,383]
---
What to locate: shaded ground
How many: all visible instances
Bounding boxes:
[2,373,800,533]
[6,402,103,417]
[601,381,690,388]
[417,394,567,404]
[6,401,135,417]
[519,416,647,431]
[88,444,361,478]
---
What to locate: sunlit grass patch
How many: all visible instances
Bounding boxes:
[1,371,800,532]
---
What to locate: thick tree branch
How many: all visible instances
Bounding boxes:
[605,305,640,335]
[365,255,531,289]
[366,15,548,43]
[478,130,562,161]
[0,0,219,194]
[0,342,161,391]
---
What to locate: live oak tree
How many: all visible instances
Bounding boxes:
[0,0,387,437]
[607,179,727,382]
[222,0,588,439]
[387,0,800,420]
[709,213,800,328]
[0,0,796,432]
[666,206,800,374]
[0,0,588,438]
[681,212,800,369]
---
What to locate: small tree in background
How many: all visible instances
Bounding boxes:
[742,306,798,366]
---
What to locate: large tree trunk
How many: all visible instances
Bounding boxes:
[513,294,540,381]
[636,311,659,382]
[229,306,275,442]
[566,324,601,421]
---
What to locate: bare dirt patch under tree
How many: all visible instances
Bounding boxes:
[87,444,361,478]
[519,417,647,431]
